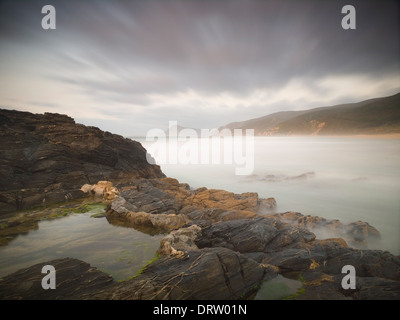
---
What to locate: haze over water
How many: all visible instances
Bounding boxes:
[142,136,400,255]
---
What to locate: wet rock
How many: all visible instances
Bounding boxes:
[107,209,189,233]
[262,238,350,272]
[349,277,400,300]
[186,207,258,222]
[345,221,381,246]
[196,217,315,254]
[114,178,276,216]
[112,247,271,300]
[80,181,119,200]
[288,249,400,300]
[158,225,202,256]
[0,248,274,300]
[0,258,114,300]
[0,109,164,214]
[319,249,400,280]
[268,211,381,249]
[189,188,276,212]
[106,178,276,230]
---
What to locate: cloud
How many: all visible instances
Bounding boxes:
[0,0,399,135]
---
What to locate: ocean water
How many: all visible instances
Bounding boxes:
[141,136,400,255]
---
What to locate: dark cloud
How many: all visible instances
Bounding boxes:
[0,0,399,135]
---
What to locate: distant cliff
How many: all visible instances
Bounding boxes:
[220,92,400,136]
[0,109,164,214]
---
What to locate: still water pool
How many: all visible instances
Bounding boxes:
[0,204,164,281]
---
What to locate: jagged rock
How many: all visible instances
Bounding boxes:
[106,178,276,231]
[0,109,164,214]
[111,247,273,300]
[348,277,400,300]
[268,211,381,249]
[189,188,276,212]
[113,178,276,215]
[195,217,315,254]
[107,209,189,233]
[288,250,400,300]
[262,238,350,272]
[345,221,381,246]
[0,258,114,299]
[80,181,119,200]
[0,248,276,300]
[158,225,202,256]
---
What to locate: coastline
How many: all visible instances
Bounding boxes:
[1,108,399,300]
[1,178,400,300]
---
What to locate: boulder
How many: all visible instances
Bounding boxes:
[80,181,119,200]
[158,225,202,256]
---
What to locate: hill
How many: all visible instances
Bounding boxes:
[220,92,400,135]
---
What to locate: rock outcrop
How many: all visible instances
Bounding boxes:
[0,258,115,300]
[111,247,273,300]
[268,211,381,249]
[0,248,275,300]
[105,177,276,233]
[0,109,164,213]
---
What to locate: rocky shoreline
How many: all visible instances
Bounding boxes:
[0,178,399,300]
[0,109,164,214]
[0,109,399,300]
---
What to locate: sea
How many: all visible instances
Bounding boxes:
[141,136,400,255]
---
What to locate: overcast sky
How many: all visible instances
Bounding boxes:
[0,0,399,136]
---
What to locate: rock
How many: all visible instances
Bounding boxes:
[158,225,202,256]
[106,207,190,233]
[109,195,137,214]
[262,238,350,272]
[80,184,92,193]
[287,249,400,300]
[348,277,400,300]
[268,211,381,249]
[80,181,119,200]
[186,208,258,222]
[196,217,315,254]
[0,109,164,214]
[115,178,276,216]
[112,247,272,300]
[106,178,276,231]
[345,221,381,247]
[189,188,276,212]
[0,248,275,300]
[0,258,114,300]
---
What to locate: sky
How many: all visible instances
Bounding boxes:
[0,0,399,136]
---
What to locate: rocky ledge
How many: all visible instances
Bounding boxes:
[1,178,399,300]
[0,109,164,213]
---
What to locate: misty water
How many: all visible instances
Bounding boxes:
[142,136,400,255]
